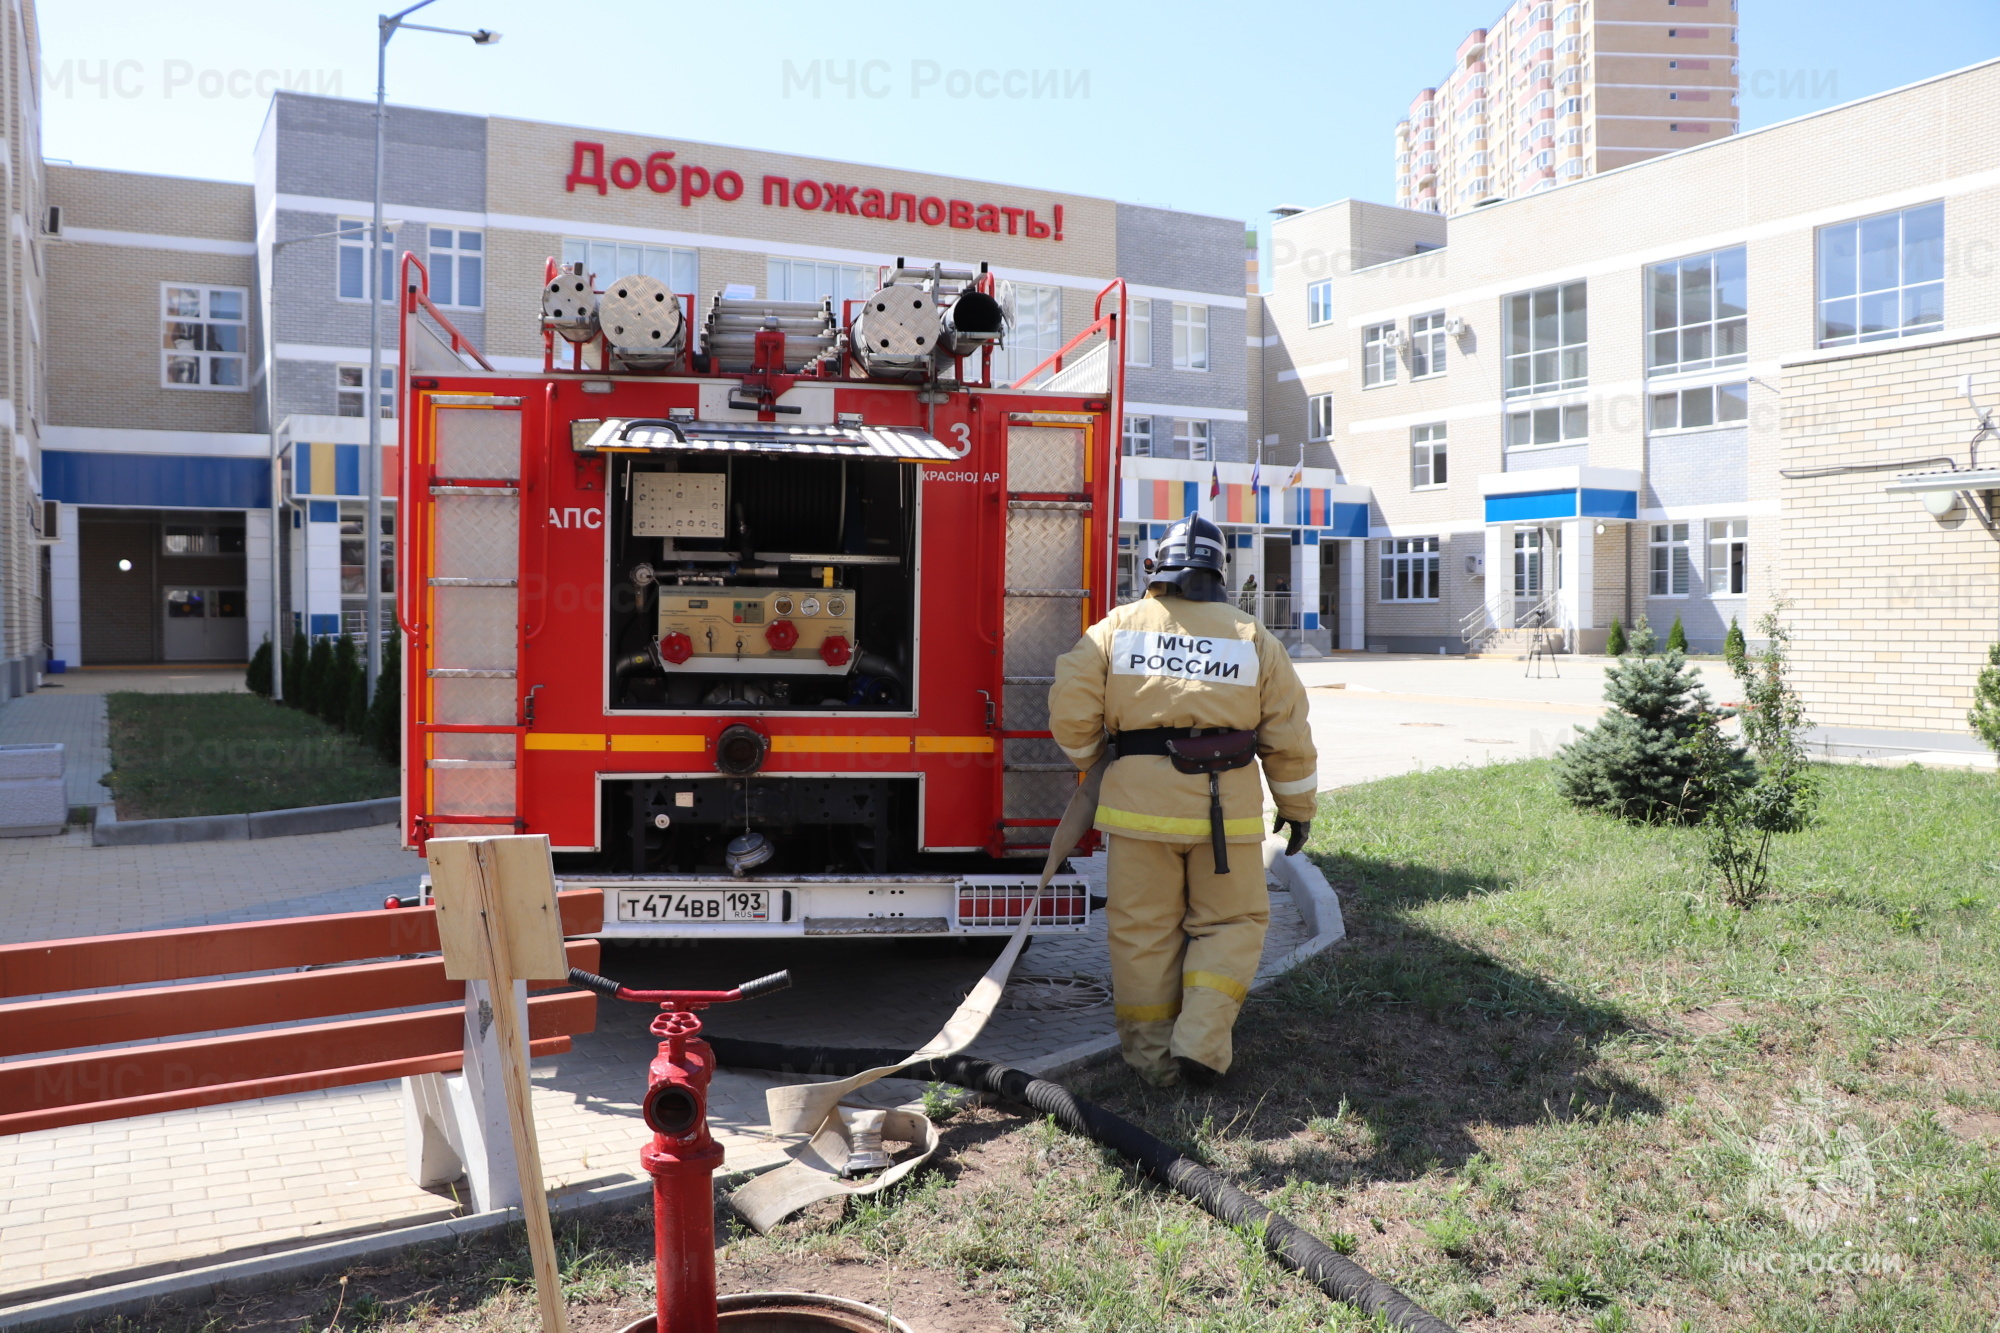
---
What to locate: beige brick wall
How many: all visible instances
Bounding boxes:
[45,166,256,432]
[1779,335,2000,734]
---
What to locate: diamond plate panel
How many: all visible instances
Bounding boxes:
[1003,769,1075,823]
[429,821,511,839]
[433,495,518,581]
[432,767,515,817]
[434,587,516,672]
[1006,426,1085,493]
[1005,509,1084,590]
[1004,737,1067,768]
[1004,597,1084,675]
[433,678,516,726]
[1003,680,1052,732]
[435,407,521,479]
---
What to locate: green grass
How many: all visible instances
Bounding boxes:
[104,692,396,820]
[73,760,2000,1333]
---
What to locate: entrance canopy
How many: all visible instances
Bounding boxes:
[1478,465,1641,525]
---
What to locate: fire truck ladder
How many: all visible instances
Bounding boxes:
[398,255,529,843]
[990,282,1125,858]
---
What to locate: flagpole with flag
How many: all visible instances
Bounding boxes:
[1208,462,1221,521]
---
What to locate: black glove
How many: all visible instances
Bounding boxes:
[1274,814,1310,857]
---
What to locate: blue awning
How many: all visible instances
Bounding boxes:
[43,451,270,510]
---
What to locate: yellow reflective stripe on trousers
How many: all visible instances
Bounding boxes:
[1114,1001,1180,1022]
[1183,970,1249,1004]
[1096,806,1266,838]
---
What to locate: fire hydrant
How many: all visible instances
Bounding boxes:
[569,965,791,1333]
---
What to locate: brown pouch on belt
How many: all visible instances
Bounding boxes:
[1164,728,1258,774]
[1165,729,1258,874]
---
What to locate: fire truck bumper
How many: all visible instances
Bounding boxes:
[558,873,1091,941]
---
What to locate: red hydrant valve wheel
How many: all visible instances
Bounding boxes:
[764,619,798,652]
[820,634,852,668]
[658,632,693,665]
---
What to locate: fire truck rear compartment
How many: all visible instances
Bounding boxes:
[608,452,914,711]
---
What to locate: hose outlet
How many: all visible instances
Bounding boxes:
[643,1082,704,1138]
[659,632,693,665]
[714,723,768,775]
[819,634,852,668]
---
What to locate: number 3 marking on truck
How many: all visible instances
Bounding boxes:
[949,423,972,454]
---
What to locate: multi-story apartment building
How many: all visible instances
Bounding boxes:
[14,91,1252,671]
[1275,55,2000,749]
[1396,0,1740,215]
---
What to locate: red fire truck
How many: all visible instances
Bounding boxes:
[396,251,1125,942]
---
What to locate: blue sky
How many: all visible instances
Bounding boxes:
[41,0,2000,239]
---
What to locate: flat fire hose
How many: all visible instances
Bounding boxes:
[729,754,1110,1233]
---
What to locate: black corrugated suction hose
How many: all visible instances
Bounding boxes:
[704,1036,1458,1333]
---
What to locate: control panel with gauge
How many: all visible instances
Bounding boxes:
[655,586,858,674]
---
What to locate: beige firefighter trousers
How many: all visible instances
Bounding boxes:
[1104,833,1269,1080]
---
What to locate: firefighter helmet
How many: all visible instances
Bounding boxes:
[1146,515,1229,602]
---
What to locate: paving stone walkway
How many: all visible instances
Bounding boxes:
[0,838,1310,1305]
[0,692,111,808]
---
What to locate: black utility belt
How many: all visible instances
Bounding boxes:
[1112,727,1256,771]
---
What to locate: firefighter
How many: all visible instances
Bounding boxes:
[1048,514,1318,1087]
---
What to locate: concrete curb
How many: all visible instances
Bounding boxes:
[0,845,1345,1330]
[90,796,399,847]
[0,1176,655,1331]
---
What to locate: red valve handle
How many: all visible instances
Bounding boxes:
[658,632,693,665]
[765,619,799,652]
[568,967,792,1007]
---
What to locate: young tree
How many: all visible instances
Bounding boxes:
[1690,605,1821,906]
[246,637,273,698]
[1966,643,2000,761]
[1666,614,1688,654]
[306,635,335,722]
[344,659,368,736]
[1606,617,1627,657]
[1558,628,1743,823]
[286,629,311,711]
[329,634,360,729]
[366,627,402,765]
[1723,617,1747,670]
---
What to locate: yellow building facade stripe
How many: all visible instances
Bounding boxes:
[610,734,707,752]
[913,735,994,753]
[524,733,606,751]
[769,735,912,753]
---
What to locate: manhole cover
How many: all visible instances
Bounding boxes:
[1002,976,1112,1011]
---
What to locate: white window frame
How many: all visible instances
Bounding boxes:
[1307,394,1334,443]
[564,239,701,296]
[1173,419,1211,461]
[1125,298,1152,367]
[1506,402,1589,450]
[1647,246,1747,376]
[1171,302,1209,372]
[425,227,484,309]
[1514,528,1545,597]
[1363,323,1399,387]
[161,283,249,392]
[1122,415,1153,457]
[337,364,394,419]
[1409,312,1448,378]
[1411,423,1448,489]
[337,219,396,303]
[1708,519,1748,596]
[1815,202,1945,348]
[1649,382,1749,433]
[1001,283,1064,385]
[1306,280,1334,327]
[1650,522,1693,597]
[1379,537,1441,602]
[1503,280,1587,398]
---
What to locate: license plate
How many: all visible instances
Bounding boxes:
[616,890,768,923]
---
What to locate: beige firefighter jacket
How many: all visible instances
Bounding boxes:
[1047,590,1319,844]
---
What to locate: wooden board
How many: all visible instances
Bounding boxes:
[0,892,603,999]
[428,836,569,982]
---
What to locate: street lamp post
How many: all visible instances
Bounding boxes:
[366,2,499,697]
